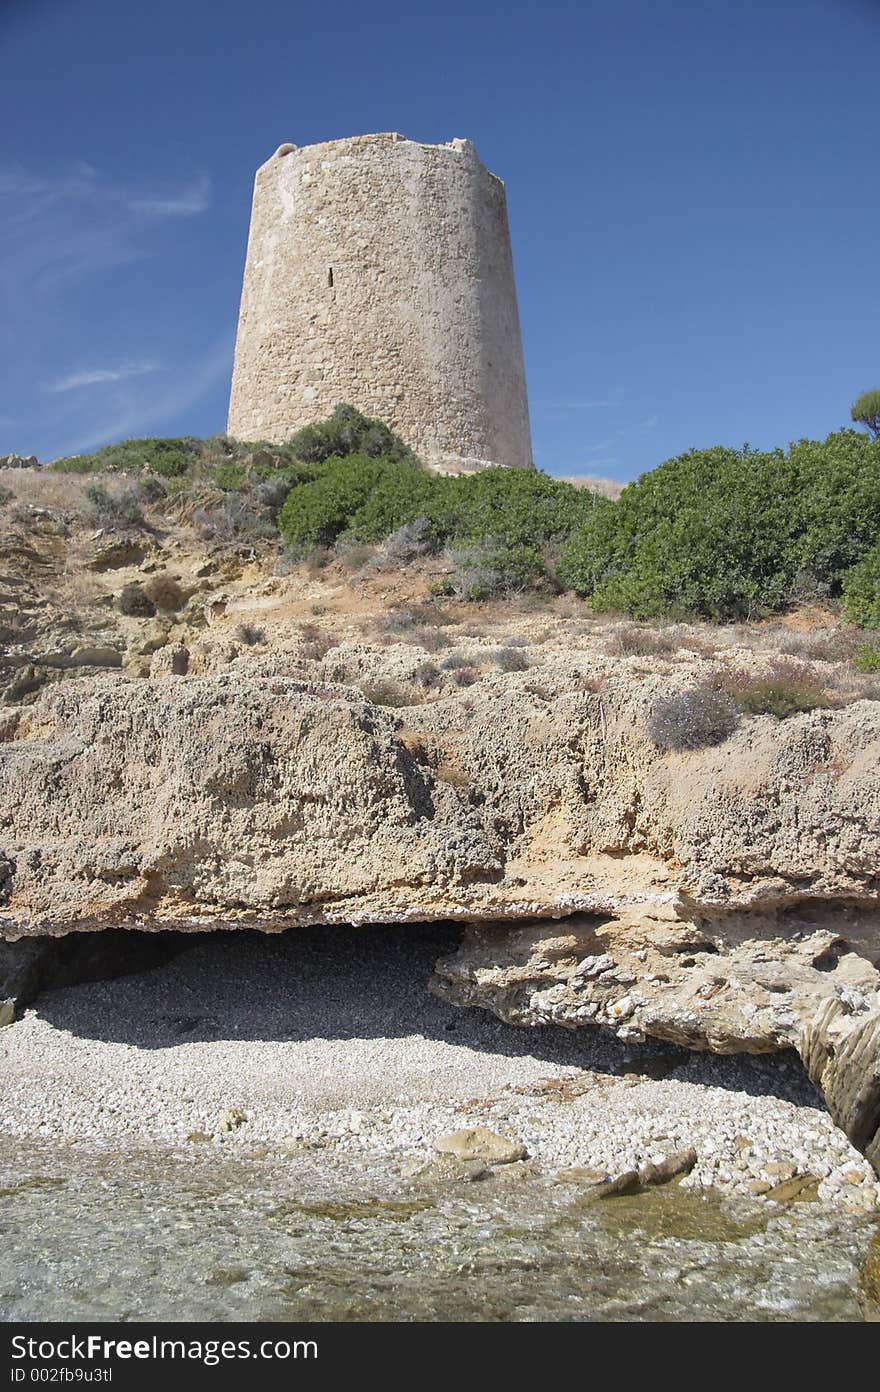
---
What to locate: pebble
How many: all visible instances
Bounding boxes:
[1,932,877,1212]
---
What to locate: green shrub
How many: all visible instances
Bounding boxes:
[278,418,600,555]
[213,463,249,492]
[288,404,415,465]
[0,484,12,507]
[789,432,880,580]
[279,453,415,548]
[842,544,880,628]
[561,431,880,621]
[53,437,199,477]
[648,685,740,750]
[853,643,880,674]
[50,438,311,530]
[719,659,832,718]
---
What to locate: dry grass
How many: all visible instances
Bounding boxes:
[358,678,422,707]
[604,624,679,657]
[0,467,91,514]
[144,574,185,613]
[723,622,859,664]
[297,623,341,661]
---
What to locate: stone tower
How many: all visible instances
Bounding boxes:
[227,133,533,472]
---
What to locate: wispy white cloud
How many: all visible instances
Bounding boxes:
[641,415,659,429]
[58,335,234,457]
[0,161,211,301]
[128,176,211,219]
[48,361,162,393]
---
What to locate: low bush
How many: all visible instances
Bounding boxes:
[0,484,13,507]
[561,430,880,622]
[383,516,437,563]
[449,664,480,687]
[440,651,479,671]
[765,626,857,663]
[648,685,741,751]
[439,542,548,602]
[359,679,420,706]
[410,627,451,652]
[304,546,334,575]
[297,624,340,661]
[853,643,880,674]
[491,646,530,672]
[144,574,185,613]
[379,603,453,638]
[414,660,441,687]
[117,583,156,617]
[84,482,144,528]
[605,625,678,657]
[842,544,880,629]
[232,623,265,646]
[335,539,376,571]
[719,658,833,717]
[192,497,275,543]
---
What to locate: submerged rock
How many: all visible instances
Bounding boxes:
[434,1128,527,1165]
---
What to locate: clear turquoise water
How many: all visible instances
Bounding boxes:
[1,1139,876,1322]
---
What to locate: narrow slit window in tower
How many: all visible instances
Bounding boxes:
[328,267,334,288]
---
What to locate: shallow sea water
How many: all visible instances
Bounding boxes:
[1,1138,877,1322]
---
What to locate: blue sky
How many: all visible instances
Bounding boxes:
[2,0,878,480]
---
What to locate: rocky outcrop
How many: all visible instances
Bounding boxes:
[0,665,878,1170]
[800,997,880,1174]
[0,454,38,469]
[431,914,880,1174]
[2,670,878,934]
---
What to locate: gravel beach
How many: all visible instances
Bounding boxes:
[2,925,877,1212]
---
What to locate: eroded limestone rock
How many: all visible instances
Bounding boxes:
[1,670,878,1170]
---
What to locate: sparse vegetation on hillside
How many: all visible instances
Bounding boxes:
[40,406,880,629]
[718,658,834,719]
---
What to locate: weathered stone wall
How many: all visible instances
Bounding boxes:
[227,133,533,472]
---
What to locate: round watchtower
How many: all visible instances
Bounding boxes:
[227,133,533,472]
